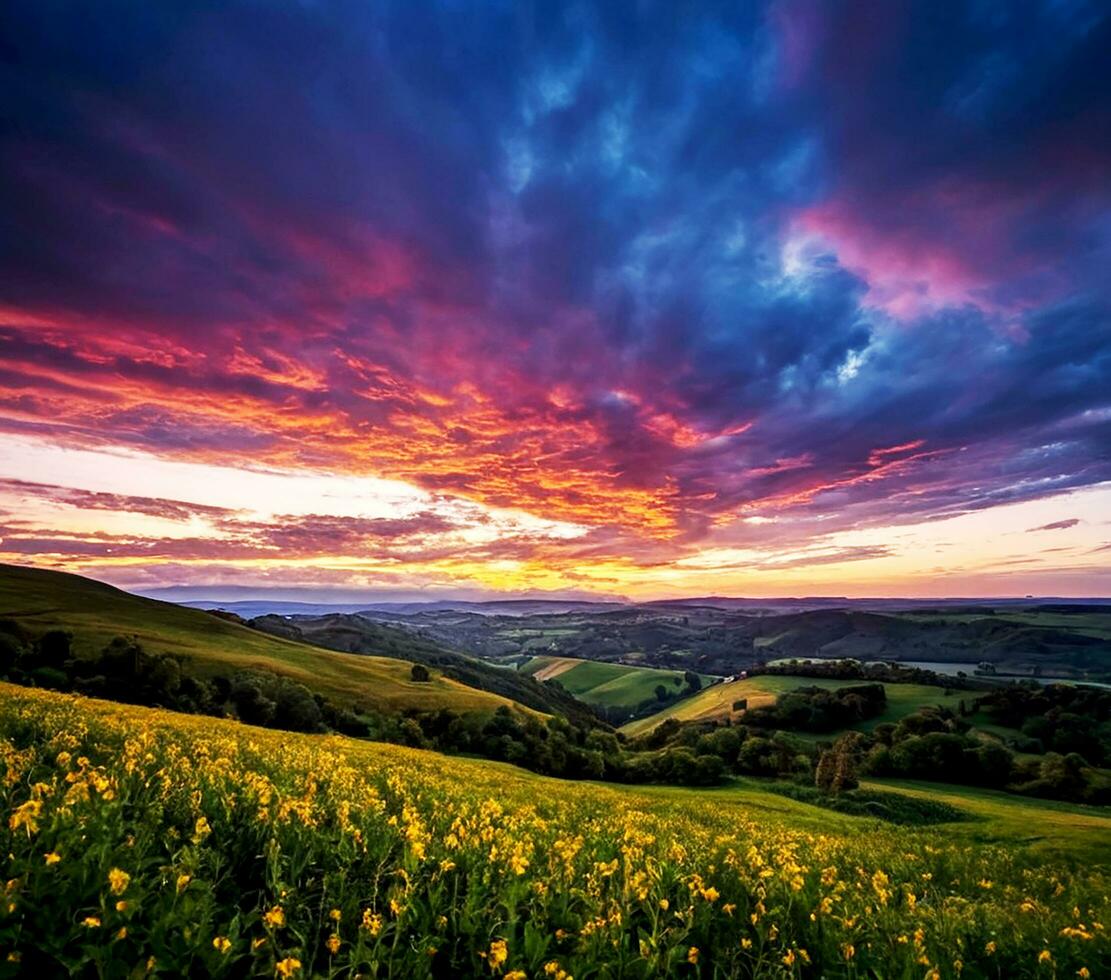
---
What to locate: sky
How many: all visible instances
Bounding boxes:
[0,0,1109,600]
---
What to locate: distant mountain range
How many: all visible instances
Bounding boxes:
[176,598,629,618]
[176,594,1111,619]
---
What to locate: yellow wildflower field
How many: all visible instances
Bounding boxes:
[1,683,1107,977]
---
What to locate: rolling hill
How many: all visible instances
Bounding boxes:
[621,673,969,736]
[247,611,604,727]
[520,654,718,720]
[0,564,522,716]
[355,602,1111,679]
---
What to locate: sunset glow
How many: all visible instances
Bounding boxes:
[1,2,1108,599]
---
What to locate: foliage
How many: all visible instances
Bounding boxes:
[745,684,887,733]
[974,684,1111,766]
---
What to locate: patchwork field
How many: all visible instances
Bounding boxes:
[621,673,969,736]
[1,683,1107,977]
[520,654,717,712]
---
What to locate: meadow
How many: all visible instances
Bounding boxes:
[2,683,1108,978]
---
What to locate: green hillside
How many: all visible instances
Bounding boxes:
[520,654,717,713]
[622,673,967,736]
[249,613,600,727]
[0,563,520,715]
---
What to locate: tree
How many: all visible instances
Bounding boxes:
[36,630,72,670]
[684,670,702,693]
[831,745,859,793]
[815,749,837,793]
[655,684,669,702]
[411,663,430,682]
[732,698,748,712]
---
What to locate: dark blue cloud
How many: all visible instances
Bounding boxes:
[0,0,1108,537]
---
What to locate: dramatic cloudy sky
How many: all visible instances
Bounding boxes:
[1,0,1109,599]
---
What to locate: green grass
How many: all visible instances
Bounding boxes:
[521,655,716,711]
[859,778,1111,864]
[0,563,522,716]
[621,673,972,736]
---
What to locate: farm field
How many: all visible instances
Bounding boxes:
[0,564,516,716]
[1,683,1108,978]
[520,654,717,712]
[622,674,969,736]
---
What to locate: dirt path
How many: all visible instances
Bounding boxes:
[530,657,580,682]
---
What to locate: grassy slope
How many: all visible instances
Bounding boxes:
[0,564,521,715]
[6,680,1107,865]
[621,674,968,736]
[858,778,1111,864]
[521,655,715,710]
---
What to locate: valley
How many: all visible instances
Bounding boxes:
[2,564,1109,976]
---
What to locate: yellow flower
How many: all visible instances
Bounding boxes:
[985,941,997,955]
[783,949,796,967]
[43,852,61,866]
[1078,968,1091,978]
[176,873,191,894]
[842,943,855,961]
[108,868,130,895]
[489,938,508,970]
[658,898,669,911]
[505,973,527,980]
[8,801,41,835]
[1039,950,1053,966]
[275,958,301,977]
[701,886,719,902]
[251,938,267,951]
[688,947,699,964]
[362,910,383,936]
[741,938,753,949]
[193,816,211,842]
[213,936,232,955]
[326,934,341,955]
[116,901,129,912]
[329,908,342,922]
[263,906,285,929]
[81,916,101,929]
[116,927,128,940]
